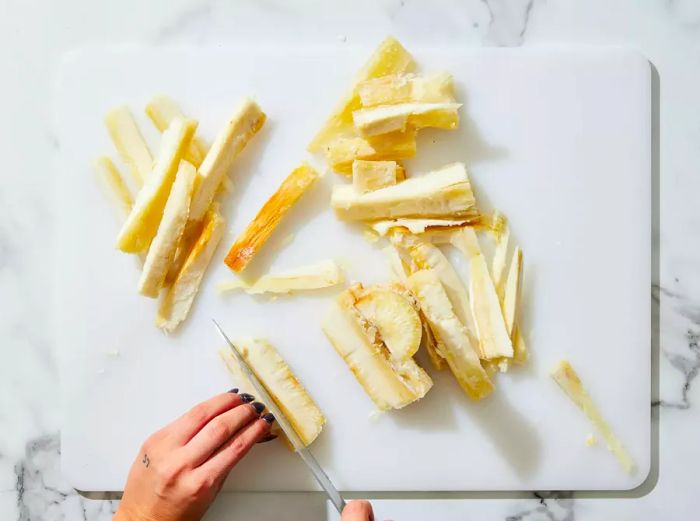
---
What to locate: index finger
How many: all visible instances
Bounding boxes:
[164,390,244,445]
[342,501,375,521]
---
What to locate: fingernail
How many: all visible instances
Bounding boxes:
[239,393,255,403]
[227,388,239,394]
[262,413,275,424]
[257,434,278,444]
[251,401,266,414]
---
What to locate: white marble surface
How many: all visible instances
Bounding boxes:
[1,0,699,519]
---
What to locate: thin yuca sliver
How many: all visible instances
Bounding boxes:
[491,214,510,293]
[551,360,635,474]
[156,207,224,333]
[224,163,319,273]
[357,72,455,107]
[189,98,266,222]
[138,161,196,298]
[116,118,197,253]
[217,260,344,295]
[370,217,473,236]
[352,160,402,193]
[307,36,415,153]
[450,228,514,360]
[145,95,208,168]
[501,246,523,337]
[512,324,529,364]
[407,269,492,400]
[94,156,133,221]
[352,102,461,137]
[219,339,326,447]
[104,106,153,186]
[326,130,417,174]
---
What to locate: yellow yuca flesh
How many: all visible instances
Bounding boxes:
[308,36,416,152]
[224,163,319,273]
[104,106,153,186]
[551,361,635,473]
[217,260,344,295]
[407,270,493,400]
[189,98,266,221]
[352,102,461,137]
[117,118,197,253]
[138,161,196,298]
[145,95,208,167]
[94,156,133,221]
[370,217,475,236]
[502,246,523,336]
[352,160,401,193]
[219,340,326,447]
[156,207,224,333]
[326,130,417,174]
[357,72,455,107]
[512,324,529,365]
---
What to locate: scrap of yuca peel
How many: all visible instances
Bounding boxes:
[219,339,326,446]
[94,156,133,221]
[217,260,343,295]
[308,36,415,152]
[145,95,208,167]
[104,106,153,187]
[407,270,493,400]
[117,118,197,253]
[450,228,514,359]
[138,161,196,298]
[370,217,474,236]
[225,163,319,273]
[322,287,432,410]
[332,162,477,221]
[189,98,266,222]
[501,246,523,336]
[551,360,634,473]
[357,72,455,107]
[156,207,224,333]
[352,160,403,193]
[327,130,417,174]
[352,102,461,137]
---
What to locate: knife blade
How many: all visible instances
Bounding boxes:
[212,319,346,514]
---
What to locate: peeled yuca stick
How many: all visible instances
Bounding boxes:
[117,118,197,253]
[332,162,477,221]
[370,217,474,236]
[407,269,493,400]
[217,260,344,295]
[189,98,266,222]
[104,106,153,186]
[326,131,417,174]
[138,161,196,298]
[357,72,455,107]
[224,163,319,273]
[219,339,326,447]
[352,102,461,137]
[551,360,635,473]
[145,95,208,168]
[94,156,133,221]
[308,36,416,152]
[352,160,404,193]
[156,207,224,333]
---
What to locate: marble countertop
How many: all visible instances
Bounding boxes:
[1,0,699,519]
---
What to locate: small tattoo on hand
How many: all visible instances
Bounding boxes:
[142,454,150,468]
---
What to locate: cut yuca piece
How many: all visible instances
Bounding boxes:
[502,246,523,336]
[450,228,514,359]
[94,156,133,221]
[117,118,197,253]
[551,360,634,473]
[105,106,153,186]
[352,102,461,137]
[490,212,510,291]
[357,72,455,106]
[217,260,344,295]
[189,98,266,221]
[326,130,417,174]
[322,286,432,410]
[308,36,415,152]
[225,163,319,272]
[407,270,493,400]
[370,217,474,236]
[352,160,404,193]
[138,161,196,297]
[512,324,529,365]
[156,207,224,333]
[219,339,325,446]
[145,95,208,168]
[332,162,477,221]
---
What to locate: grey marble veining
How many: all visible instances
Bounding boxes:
[1,0,699,519]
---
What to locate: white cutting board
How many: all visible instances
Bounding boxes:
[54,45,651,492]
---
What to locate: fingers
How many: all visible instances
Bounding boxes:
[180,400,264,467]
[341,500,375,521]
[165,391,244,445]
[193,417,272,482]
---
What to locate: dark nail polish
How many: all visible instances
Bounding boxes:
[257,434,278,444]
[239,393,255,403]
[262,413,275,424]
[251,402,266,414]
[227,388,239,394]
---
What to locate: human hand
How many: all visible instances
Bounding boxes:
[341,500,376,521]
[113,390,275,521]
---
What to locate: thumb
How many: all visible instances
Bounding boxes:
[341,500,375,521]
